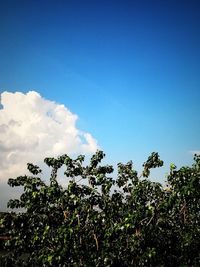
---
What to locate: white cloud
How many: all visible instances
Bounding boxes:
[0,91,99,182]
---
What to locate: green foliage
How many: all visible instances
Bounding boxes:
[0,151,200,266]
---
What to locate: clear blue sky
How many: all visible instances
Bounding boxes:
[0,0,200,179]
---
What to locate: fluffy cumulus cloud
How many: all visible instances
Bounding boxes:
[0,91,99,182]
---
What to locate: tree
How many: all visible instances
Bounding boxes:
[0,151,200,266]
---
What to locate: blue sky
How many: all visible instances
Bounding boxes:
[0,0,200,181]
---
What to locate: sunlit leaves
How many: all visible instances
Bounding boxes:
[1,151,200,266]
[142,152,163,177]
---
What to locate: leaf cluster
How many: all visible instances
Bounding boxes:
[0,151,200,266]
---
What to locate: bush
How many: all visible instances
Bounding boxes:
[0,151,200,266]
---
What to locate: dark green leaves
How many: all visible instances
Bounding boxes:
[142,152,164,177]
[1,151,200,267]
[27,163,42,175]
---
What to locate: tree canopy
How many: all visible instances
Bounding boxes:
[0,151,200,266]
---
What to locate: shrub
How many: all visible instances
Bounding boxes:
[1,151,200,266]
